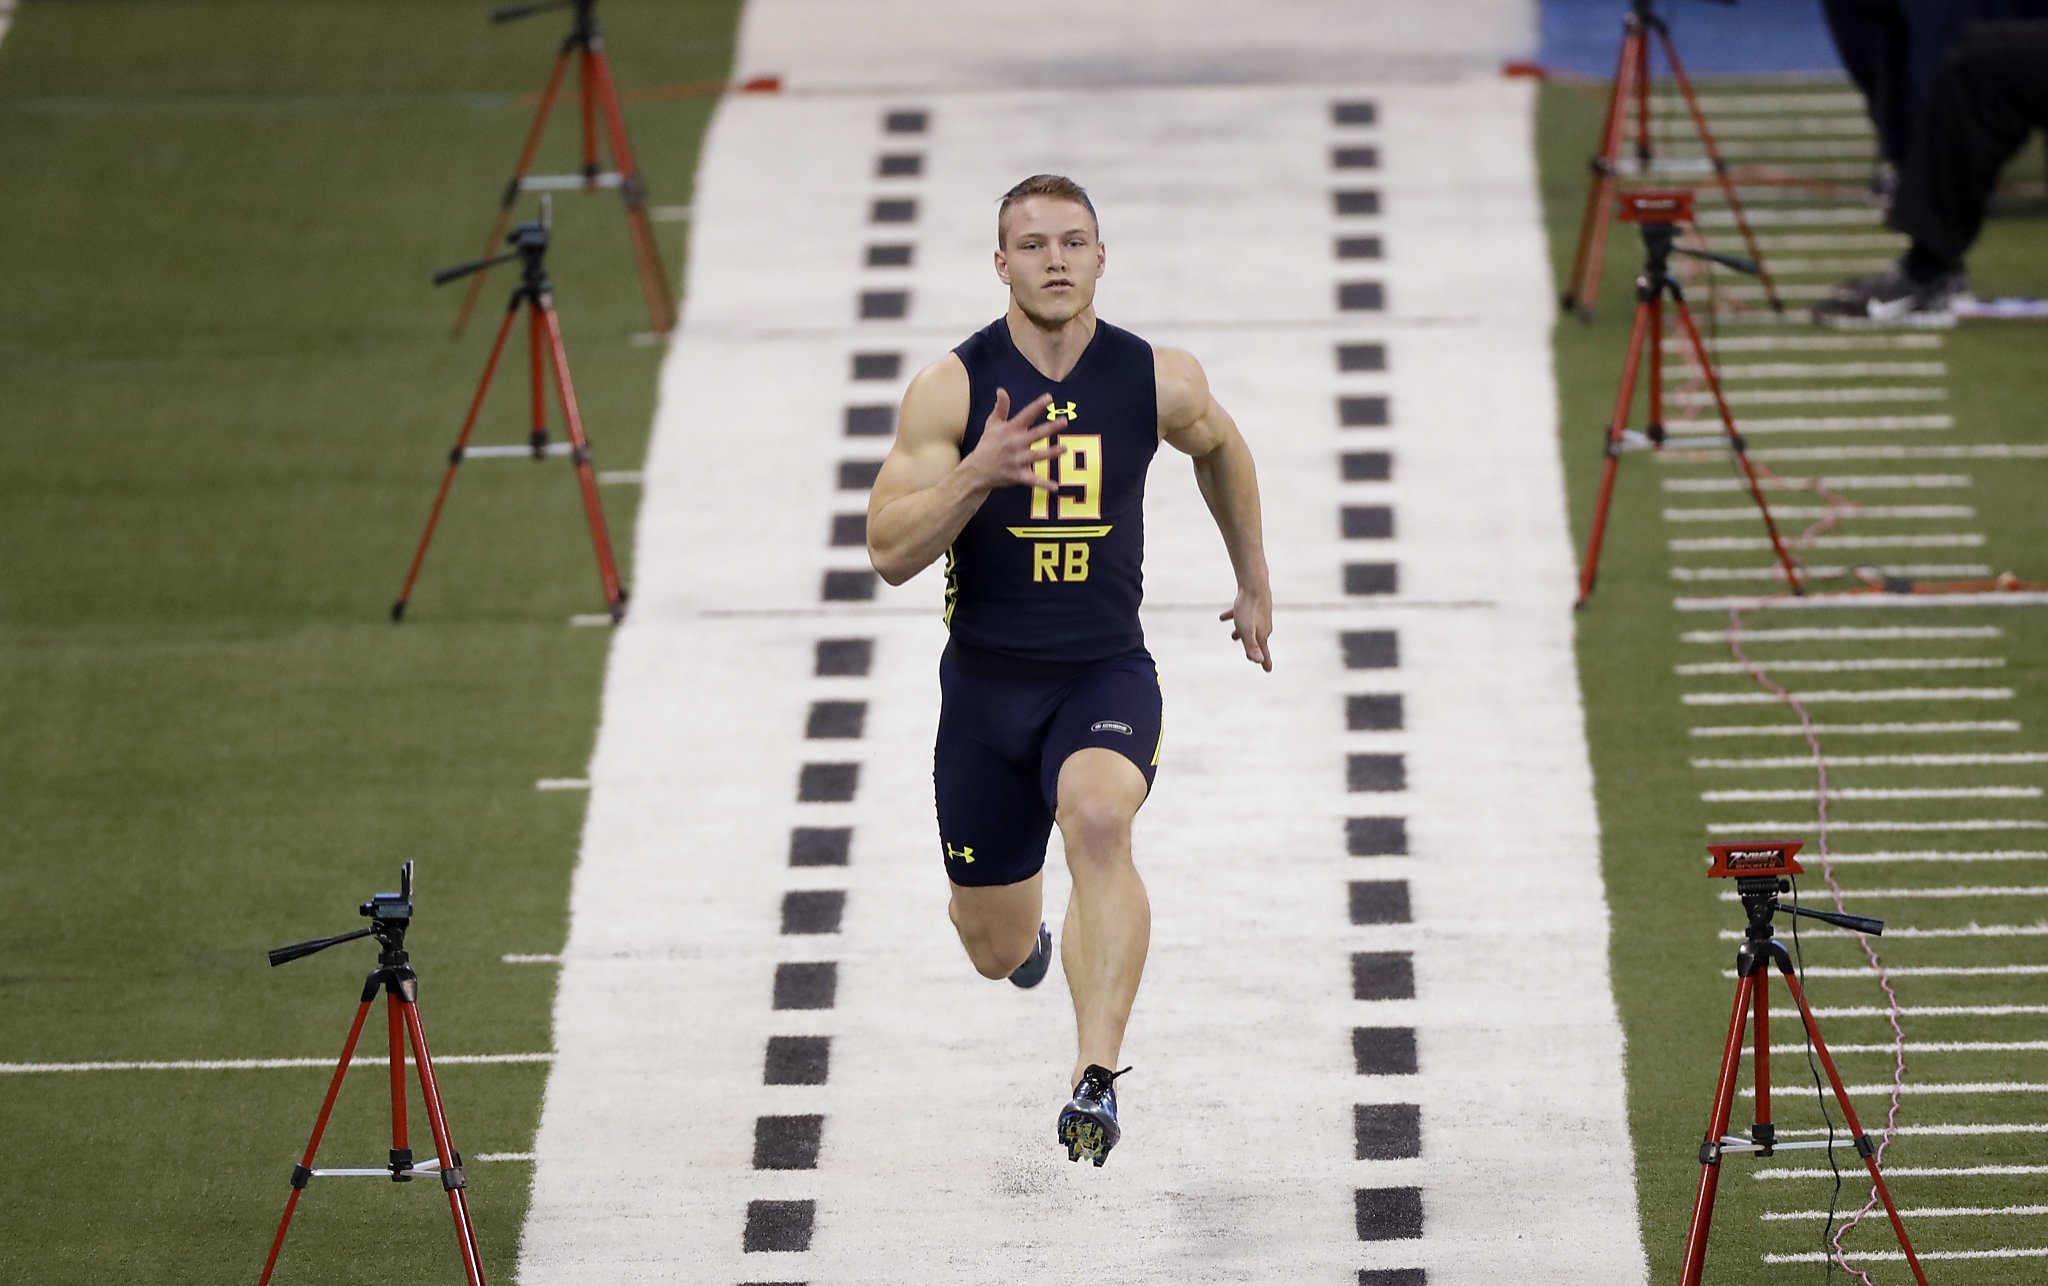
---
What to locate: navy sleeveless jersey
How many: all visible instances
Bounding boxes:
[945,317,1160,663]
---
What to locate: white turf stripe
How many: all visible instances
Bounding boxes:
[0,1053,553,1074]
[1755,445,2048,463]
[1714,258,1890,275]
[1752,235,1911,253]
[1690,722,2020,736]
[1670,565,1991,583]
[1788,1005,2048,1019]
[1672,117,1871,137]
[1764,1248,2048,1264]
[1684,361,1945,380]
[1651,92,1867,114]
[1701,787,2041,802]
[1766,1040,2048,1054]
[1682,687,2013,705]
[1709,283,1841,303]
[1758,1164,2048,1180]
[503,953,565,963]
[477,1152,539,1163]
[1720,885,2048,900]
[1677,592,2048,611]
[1778,850,2048,865]
[1669,535,1985,552]
[596,471,644,485]
[1767,1204,2048,1222]
[1723,921,2048,938]
[535,778,591,791]
[1776,1125,2048,1140]
[1675,658,2004,675]
[569,614,616,627]
[1675,387,1946,406]
[1729,415,1953,433]
[1661,474,1969,492]
[1692,333,1936,351]
[1693,753,2046,767]
[1664,505,1973,521]
[1678,626,2001,642]
[1698,208,1883,227]
[1707,819,2048,833]
[1741,1082,2048,1096]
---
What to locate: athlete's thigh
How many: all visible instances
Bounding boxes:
[935,658,1058,887]
[948,869,1044,945]
[1038,651,1164,813]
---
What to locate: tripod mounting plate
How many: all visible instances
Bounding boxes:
[1619,188,1693,225]
[1706,840,1803,880]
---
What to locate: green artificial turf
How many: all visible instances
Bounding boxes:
[1536,76,2048,1282]
[0,2,740,1281]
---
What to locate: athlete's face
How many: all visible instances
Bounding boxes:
[995,197,1104,327]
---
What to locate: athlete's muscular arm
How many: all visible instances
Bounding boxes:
[1158,346,1273,671]
[866,355,1061,587]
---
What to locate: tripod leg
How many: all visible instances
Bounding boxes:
[529,303,549,457]
[1656,28,1782,313]
[579,44,600,186]
[1751,964,1774,1154]
[1632,14,1654,171]
[387,991,413,1177]
[257,987,379,1286]
[1565,23,1640,315]
[539,299,629,619]
[394,300,525,621]
[1576,291,1654,605]
[1679,972,1757,1286]
[1780,969,1931,1286]
[1671,298,1803,593]
[454,46,574,337]
[587,41,676,334]
[398,993,490,1286]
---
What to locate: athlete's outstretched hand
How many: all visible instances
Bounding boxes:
[965,388,1063,493]
[1220,584,1273,672]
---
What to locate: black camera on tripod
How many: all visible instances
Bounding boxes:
[359,864,414,935]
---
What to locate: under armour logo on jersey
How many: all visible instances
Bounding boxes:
[945,843,976,863]
[1045,401,1079,422]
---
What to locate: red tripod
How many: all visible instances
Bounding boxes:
[1561,0,1780,319]
[1576,192,1800,606]
[395,207,628,623]
[452,0,674,338]
[1682,843,1929,1286]
[257,864,488,1286]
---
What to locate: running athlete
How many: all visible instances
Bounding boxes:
[866,174,1272,1166]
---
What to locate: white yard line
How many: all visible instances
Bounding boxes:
[1677,386,1947,405]
[1682,362,1945,379]
[1752,444,2048,462]
[1763,1247,2048,1263]
[1650,93,1867,115]
[1764,851,2048,866]
[1678,626,2000,642]
[1676,592,2048,611]
[1698,207,1884,227]
[1720,886,2048,900]
[1670,535,1985,551]
[1765,1203,2048,1219]
[1757,1164,2048,1179]
[1662,474,1969,493]
[1700,787,2040,802]
[1692,753,2045,767]
[1664,504,1974,521]
[1765,1041,2048,1054]
[1722,414,1953,433]
[1689,722,2020,736]
[1787,1004,2048,1018]
[1670,565,1991,583]
[1676,658,2004,676]
[1723,921,2048,937]
[1683,687,2013,705]
[1706,819,2048,833]
[0,1053,553,1074]
[1690,333,1936,350]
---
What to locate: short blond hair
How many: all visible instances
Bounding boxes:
[997,174,1098,248]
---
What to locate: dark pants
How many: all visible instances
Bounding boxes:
[1822,0,2048,164]
[1887,22,2048,268]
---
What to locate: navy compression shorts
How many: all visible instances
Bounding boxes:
[933,641,1163,888]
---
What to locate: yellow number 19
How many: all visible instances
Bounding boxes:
[1029,433,1103,520]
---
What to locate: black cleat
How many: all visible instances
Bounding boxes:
[1058,1064,1130,1166]
[1008,923,1052,989]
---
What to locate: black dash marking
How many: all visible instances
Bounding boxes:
[1341,630,1399,669]
[1349,880,1412,925]
[1332,101,1377,126]
[1344,563,1399,596]
[1351,952,1414,1001]
[1346,694,1403,731]
[1339,395,1389,427]
[865,242,914,268]
[858,290,909,320]
[781,890,846,935]
[743,1198,816,1252]
[851,352,902,380]
[806,701,867,739]
[883,108,928,134]
[844,405,894,436]
[821,570,876,602]
[1347,753,1406,792]
[836,460,882,490]
[1342,506,1394,540]
[1352,1027,1418,1076]
[876,152,923,178]
[1336,235,1383,261]
[1347,817,1409,857]
[1361,1272,1428,1286]
[1338,281,1385,312]
[814,638,873,677]
[1332,144,1380,169]
[1336,342,1386,371]
[789,827,850,868]
[1355,1187,1423,1241]
[1341,451,1391,482]
[772,962,837,1010]
[830,513,866,547]
[798,762,859,802]
[1354,1103,1422,1160]
[753,1114,824,1170]
[764,1035,831,1085]
[870,199,916,225]
[1333,190,1381,217]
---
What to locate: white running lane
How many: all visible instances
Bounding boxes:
[517,4,1647,1284]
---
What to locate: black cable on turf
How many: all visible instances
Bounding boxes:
[1791,875,1847,1282]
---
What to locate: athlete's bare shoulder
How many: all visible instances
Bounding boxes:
[1152,345,1212,442]
[898,351,971,448]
